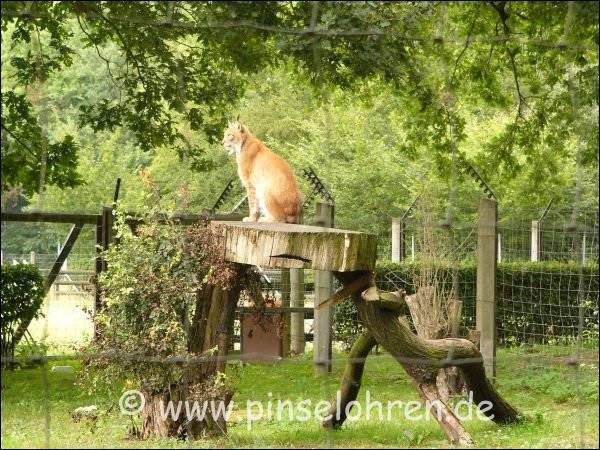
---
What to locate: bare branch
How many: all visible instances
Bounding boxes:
[449,5,481,87]
[0,122,38,160]
[78,4,150,92]
[489,1,528,118]
[76,14,122,93]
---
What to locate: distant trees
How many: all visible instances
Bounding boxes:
[1,1,597,211]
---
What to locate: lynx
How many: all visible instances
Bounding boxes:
[222,121,302,223]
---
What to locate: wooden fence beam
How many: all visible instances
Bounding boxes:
[0,211,99,224]
[45,223,84,292]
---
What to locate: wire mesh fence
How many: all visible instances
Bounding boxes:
[3,207,598,352]
[497,208,599,264]
[1,1,598,447]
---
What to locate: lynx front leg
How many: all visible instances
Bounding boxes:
[243,184,259,222]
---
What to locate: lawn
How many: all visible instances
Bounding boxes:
[1,345,598,449]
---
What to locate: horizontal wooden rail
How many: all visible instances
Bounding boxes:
[236,306,314,318]
[40,270,95,275]
[2,211,244,225]
[54,281,95,286]
[1,211,100,224]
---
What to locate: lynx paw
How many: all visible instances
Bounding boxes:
[242,216,257,222]
[258,216,279,223]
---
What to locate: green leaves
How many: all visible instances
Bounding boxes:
[1,264,45,360]
[0,1,597,208]
[1,91,83,195]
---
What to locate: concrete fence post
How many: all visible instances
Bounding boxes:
[391,217,404,262]
[497,233,502,263]
[531,220,541,261]
[314,201,334,374]
[476,198,498,379]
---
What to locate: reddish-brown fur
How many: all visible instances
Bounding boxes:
[222,121,302,223]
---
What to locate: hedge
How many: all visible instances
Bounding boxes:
[332,260,599,348]
[1,264,45,364]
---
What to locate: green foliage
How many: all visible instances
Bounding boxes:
[1,1,597,203]
[80,209,251,396]
[0,264,45,363]
[80,211,198,393]
[1,91,83,195]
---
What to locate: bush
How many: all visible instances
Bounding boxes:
[80,210,261,399]
[80,212,198,394]
[1,264,45,365]
[332,260,599,349]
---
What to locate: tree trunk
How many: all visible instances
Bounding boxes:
[323,330,377,428]
[138,264,244,440]
[327,271,521,445]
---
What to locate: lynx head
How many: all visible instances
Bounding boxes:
[222,120,248,155]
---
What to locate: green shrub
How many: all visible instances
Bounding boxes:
[332,260,599,349]
[1,264,45,365]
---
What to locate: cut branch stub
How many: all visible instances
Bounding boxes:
[210,221,377,271]
[316,271,373,310]
[361,287,406,313]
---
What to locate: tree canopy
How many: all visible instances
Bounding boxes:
[1,1,598,216]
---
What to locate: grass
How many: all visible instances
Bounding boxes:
[1,345,598,449]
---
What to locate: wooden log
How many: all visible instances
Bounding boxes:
[210,221,377,272]
[315,271,373,310]
[323,330,377,429]
[334,272,521,429]
[290,269,306,354]
[141,265,245,439]
[442,299,465,399]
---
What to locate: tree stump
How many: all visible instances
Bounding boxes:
[205,222,521,444]
[138,265,244,439]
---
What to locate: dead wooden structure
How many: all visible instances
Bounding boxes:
[209,220,520,445]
